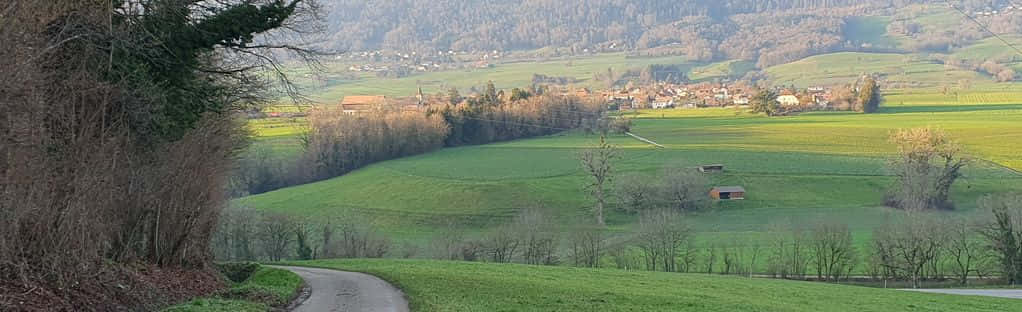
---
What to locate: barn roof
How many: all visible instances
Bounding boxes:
[341,95,386,106]
[714,186,745,193]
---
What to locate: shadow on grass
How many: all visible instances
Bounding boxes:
[880,104,1022,114]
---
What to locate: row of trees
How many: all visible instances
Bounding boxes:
[616,166,711,213]
[212,191,1022,288]
[231,88,607,196]
[214,207,391,262]
[431,90,605,147]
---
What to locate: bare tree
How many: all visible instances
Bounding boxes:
[810,220,857,281]
[516,208,560,265]
[746,238,764,277]
[580,135,617,226]
[978,194,1022,284]
[615,173,659,213]
[946,216,983,286]
[679,239,699,273]
[660,165,710,212]
[871,215,944,288]
[260,213,296,262]
[767,221,811,279]
[328,219,391,259]
[432,218,467,261]
[486,224,520,263]
[569,225,604,268]
[636,209,692,272]
[722,237,745,275]
[214,206,258,261]
[704,244,718,274]
[886,127,968,211]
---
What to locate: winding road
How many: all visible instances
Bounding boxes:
[268,266,409,312]
[901,289,1022,299]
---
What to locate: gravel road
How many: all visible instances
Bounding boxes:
[901,289,1022,299]
[269,266,409,312]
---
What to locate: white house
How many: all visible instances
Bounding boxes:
[776,95,801,106]
[651,96,675,109]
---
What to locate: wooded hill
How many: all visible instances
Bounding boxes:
[317,0,1017,67]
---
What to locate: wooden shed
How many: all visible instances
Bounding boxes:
[710,186,746,200]
[698,164,725,173]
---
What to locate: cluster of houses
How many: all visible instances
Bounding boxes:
[347,62,444,73]
[341,49,508,73]
[596,83,836,110]
[597,83,753,110]
[969,5,1018,17]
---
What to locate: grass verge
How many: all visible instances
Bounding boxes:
[282,259,1022,312]
[161,264,303,312]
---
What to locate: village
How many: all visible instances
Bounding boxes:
[316,81,849,116]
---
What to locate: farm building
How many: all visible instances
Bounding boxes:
[341,95,386,114]
[710,186,746,200]
[698,164,724,173]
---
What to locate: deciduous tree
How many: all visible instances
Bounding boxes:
[580,135,617,226]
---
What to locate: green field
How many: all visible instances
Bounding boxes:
[239,100,1022,250]
[286,53,694,103]
[246,117,307,158]
[764,52,995,89]
[688,60,756,81]
[239,15,1022,265]
[281,259,1022,312]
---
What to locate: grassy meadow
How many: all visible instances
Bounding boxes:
[238,14,1022,267]
[238,96,1022,251]
[280,259,1022,312]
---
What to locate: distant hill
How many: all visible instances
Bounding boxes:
[314,0,1016,67]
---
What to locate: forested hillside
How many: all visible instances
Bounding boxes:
[317,0,1016,67]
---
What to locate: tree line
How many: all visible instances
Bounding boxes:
[231,87,608,196]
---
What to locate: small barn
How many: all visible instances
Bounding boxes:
[698,164,724,173]
[710,186,746,200]
[340,95,386,114]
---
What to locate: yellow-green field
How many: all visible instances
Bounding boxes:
[239,99,1022,249]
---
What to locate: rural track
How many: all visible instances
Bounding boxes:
[268,266,409,312]
[900,289,1022,300]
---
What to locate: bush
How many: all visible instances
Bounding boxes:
[216,262,261,283]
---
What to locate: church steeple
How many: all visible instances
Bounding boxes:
[416,86,424,107]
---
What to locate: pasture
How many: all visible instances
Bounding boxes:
[763,52,995,89]
[238,100,1022,248]
[281,259,1022,312]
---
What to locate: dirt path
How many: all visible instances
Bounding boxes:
[901,289,1022,299]
[269,266,409,312]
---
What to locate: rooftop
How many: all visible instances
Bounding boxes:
[713,186,746,193]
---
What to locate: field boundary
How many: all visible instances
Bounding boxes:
[625,132,665,148]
